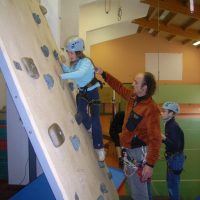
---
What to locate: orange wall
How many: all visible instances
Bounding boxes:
[91,33,200,84]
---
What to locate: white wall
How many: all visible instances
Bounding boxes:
[79,0,149,54]
[87,22,139,45]
[60,0,80,48]
[41,0,61,48]
[7,90,43,185]
[145,53,183,80]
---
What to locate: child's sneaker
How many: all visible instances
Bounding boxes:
[95,148,105,161]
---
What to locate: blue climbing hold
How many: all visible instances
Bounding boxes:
[70,135,80,151]
[53,50,59,60]
[98,161,105,168]
[32,13,41,24]
[41,45,49,57]
[68,82,74,91]
[13,61,22,70]
[43,74,54,89]
[97,195,104,200]
[100,183,108,194]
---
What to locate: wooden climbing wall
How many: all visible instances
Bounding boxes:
[0,0,119,199]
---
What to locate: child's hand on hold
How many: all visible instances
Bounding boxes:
[60,54,66,64]
[95,67,103,75]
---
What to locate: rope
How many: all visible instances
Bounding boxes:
[105,0,111,14]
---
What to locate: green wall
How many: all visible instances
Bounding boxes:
[100,84,200,112]
[154,84,200,104]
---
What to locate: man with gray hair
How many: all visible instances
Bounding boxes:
[96,68,162,200]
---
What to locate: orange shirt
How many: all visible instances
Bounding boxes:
[105,72,162,166]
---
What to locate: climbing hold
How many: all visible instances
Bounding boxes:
[43,74,54,89]
[75,192,79,200]
[13,61,22,70]
[53,50,59,60]
[107,171,112,179]
[100,183,108,194]
[68,82,74,91]
[97,195,105,200]
[39,5,47,15]
[98,161,105,168]
[70,135,80,151]
[32,13,41,24]
[48,123,65,147]
[75,112,82,125]
[41,45,49,57]
[21,57,39,79]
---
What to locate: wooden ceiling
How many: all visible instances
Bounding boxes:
[132,0,200,47]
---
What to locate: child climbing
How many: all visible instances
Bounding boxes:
[57,36,105,161]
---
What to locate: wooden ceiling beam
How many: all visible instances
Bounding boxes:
[137,26,144,33]
[181,18,198,30]
[158,9,165,18]
[132,17,200,40]
[147,7,158,20]
[182,39,192,45]
[151,30,159,37]
[167,35,176,41]
[141,0,200,20]
[164,13,177,25]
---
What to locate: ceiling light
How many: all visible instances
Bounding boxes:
[148,29,154,34]
[193,41,200,46]
[190,0,194,13]
[159,10,170,20]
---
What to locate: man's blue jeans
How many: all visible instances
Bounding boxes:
[166,153,185,200]
[76,88,103,149]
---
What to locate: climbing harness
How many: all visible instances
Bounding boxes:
[79,76,103,92]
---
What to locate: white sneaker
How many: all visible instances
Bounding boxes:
[95,148,105,161]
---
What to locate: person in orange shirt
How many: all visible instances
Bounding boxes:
[96,68,162,200]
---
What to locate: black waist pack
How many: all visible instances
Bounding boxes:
[126,110,142,132]
[131,136,146,148]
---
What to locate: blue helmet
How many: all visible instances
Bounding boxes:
[66,36,85,52]
[162,102,180,113]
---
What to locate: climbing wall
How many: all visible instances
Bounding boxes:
[0,0,119,200]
